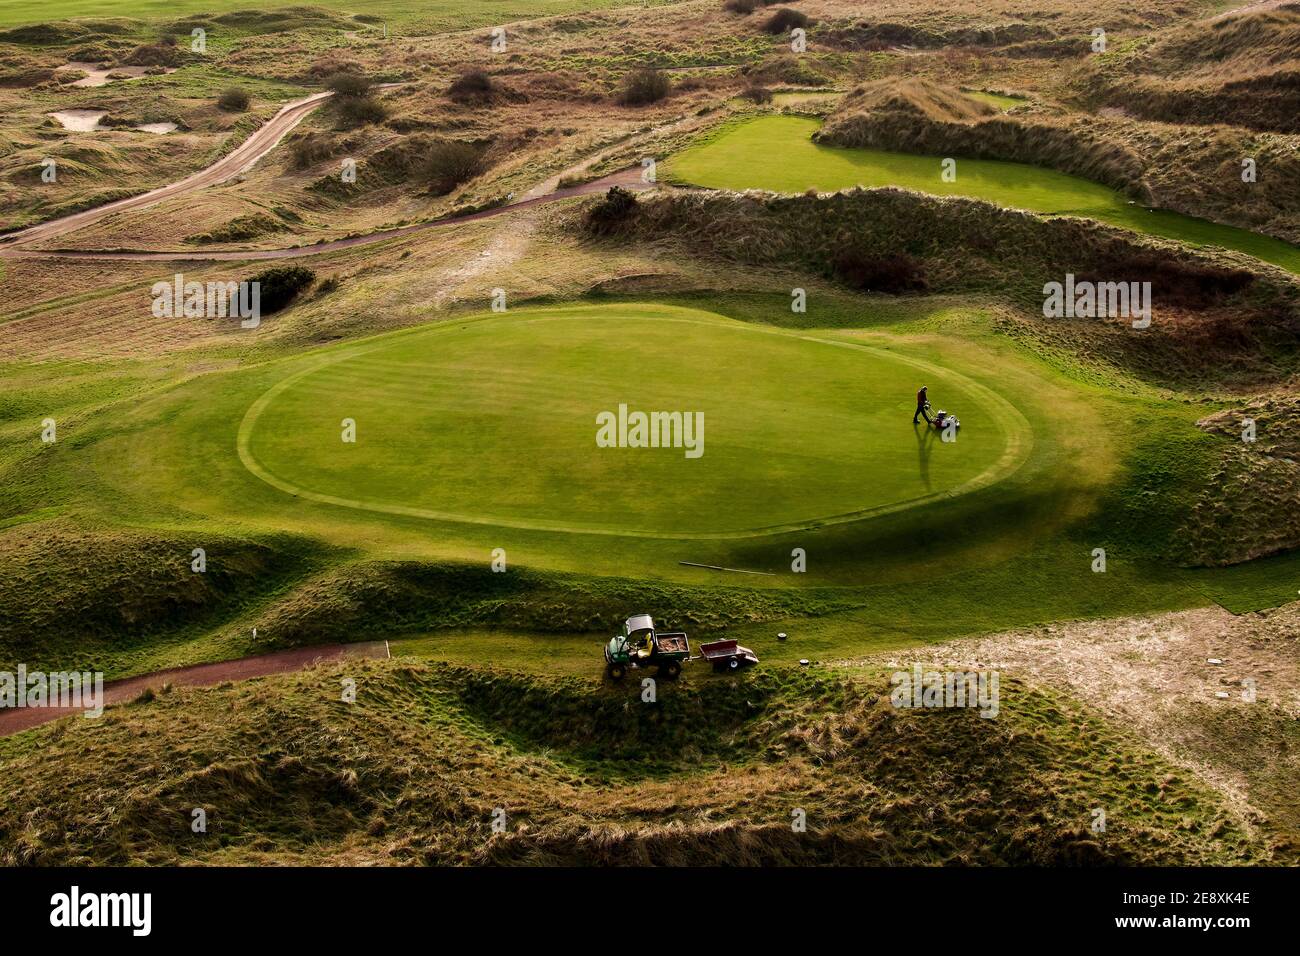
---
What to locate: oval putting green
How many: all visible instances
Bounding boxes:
[238,303,1031,538]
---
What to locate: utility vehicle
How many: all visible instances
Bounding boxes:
[604,615,758,679]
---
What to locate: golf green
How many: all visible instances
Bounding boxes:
[238,303,1030,538]
[666,115,1300,276]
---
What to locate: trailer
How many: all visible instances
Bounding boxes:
[698,638,759,672]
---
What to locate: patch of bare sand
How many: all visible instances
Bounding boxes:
[433,214,538,309]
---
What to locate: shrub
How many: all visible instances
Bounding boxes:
[447,70,496,103]
[763,9,810,34]
[739,85,773,104]
[289,131,339,169]
[585,186,640,235]
[617,67,671,106]
[336,94,387,128]
[724,0,786,12]
[832,251,928,293]
[248,266,315,315]
[326,70,371,98]
[216,87,250,112]
[419,140,486,194]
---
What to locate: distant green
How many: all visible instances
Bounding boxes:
[667,115,1300,276]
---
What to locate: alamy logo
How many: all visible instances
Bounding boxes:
[0,666,104,717]
[890,665,1000,718]
[50,886,151,936]
[151,274,261,328]
[596,403,704,459]
[1043,273,1151,328]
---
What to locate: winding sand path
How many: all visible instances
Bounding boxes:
[0,168,647,263]
[0,91,334,251]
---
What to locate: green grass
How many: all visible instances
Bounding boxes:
[0,0,680,32]
[242,303,1024,537]
[666,115,1300,276]
[962,89,1026,110]
[1,291,1290,679]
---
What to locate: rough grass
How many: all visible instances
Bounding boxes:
[0,522,329,676]
[1177,395,1300,566]
[0,658,1272,865]
[1080,5,1300,134]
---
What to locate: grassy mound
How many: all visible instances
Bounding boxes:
[829,78,998,123]
[0,523,327,676]
[581,185,1299,389]
[0,659,1271,865]
[1177,396,1300,566]
[1079,6,1300,134]
[247,560,866,647]
[186,212,289,244]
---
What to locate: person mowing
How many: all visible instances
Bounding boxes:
[913,385,932,426]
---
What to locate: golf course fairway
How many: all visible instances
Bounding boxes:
[667,115,1300,276]
[238,304,1028,538]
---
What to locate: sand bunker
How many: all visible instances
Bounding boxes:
[55,61,175,88]
[48,109,107,131]
[47,111,178,134]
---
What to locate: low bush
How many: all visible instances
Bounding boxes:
[723,0,787,12]
[289,131,339,169]
[447,70,496,103]
[617,67,671,106]
[216,87,250,112]
[336,94,387,128]
[585,186,640,235]
[326,70,371,98]
[248,266,315,314]
[763,9,810,34]
[419,140,486,194]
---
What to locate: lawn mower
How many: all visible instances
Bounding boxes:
[604,614,758,680]
[927,405,960,431]
[930,408,961,429]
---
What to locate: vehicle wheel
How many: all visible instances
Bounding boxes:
[728,657,740,671]
[659,660,682,680]
[606,662,626,680]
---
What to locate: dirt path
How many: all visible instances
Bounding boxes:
[0,102,712,264]
[0,640,388,736]
[1208,0,1293,21]
[0,91,333,251]
[0,168,647,264]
